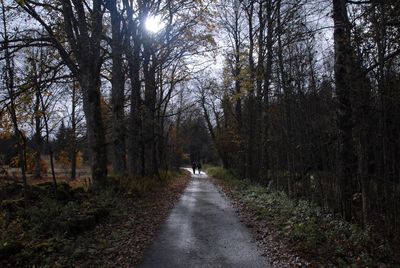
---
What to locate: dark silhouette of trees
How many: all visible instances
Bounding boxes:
[16,0,108,189]
[1,0,28,205]
[1,0,214,186]
[200,0,400,239]
[333,0,356,221]
[106,0,127,176]
[1,0,400,241]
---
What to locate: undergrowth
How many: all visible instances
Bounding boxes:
[0,170,183,267]
[207,167,396,267]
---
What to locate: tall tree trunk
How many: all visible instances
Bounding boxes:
[70,81,77,180]
[142,42,158,177]
[255,1,265,182]
[18,0,107,188]
[333,0,356,221]
[34,84,42,179]
[157,67,166,171]
[80,73,108,188]
[359,127,370,226]
[127,44,142,176]
[2,0,28,206]
[76,0,108,188]
[233,5,244,177]
[60,0,108,188]
[38,84,58,194]
[109,1,127,176]
[245,1,256,181]
[262,0,274,182]
[375,1,387,217]
[174,93,183,170]
[123,0,143,176]
[277,0,294,196]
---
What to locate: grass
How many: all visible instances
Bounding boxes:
[207,167,396,267]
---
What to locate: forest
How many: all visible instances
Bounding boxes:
[1,0,400,266]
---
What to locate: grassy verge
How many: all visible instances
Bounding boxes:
[1,170,190,267]
[207,167,396,267]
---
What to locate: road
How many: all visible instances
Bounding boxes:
[139,168,269,268]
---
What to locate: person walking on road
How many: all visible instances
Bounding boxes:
[197,162,202,174]
[192,162,196,174]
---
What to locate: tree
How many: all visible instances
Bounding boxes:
[1,0,28,205]
[18,0,108,189]
[105,0,127,176]
[218,0,246,175]
[333,0,357,221]
[25,45,60,193]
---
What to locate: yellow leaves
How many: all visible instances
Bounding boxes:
[76,151,83,168]
[238,66,254,93]
[0,113,13,139]
[10,151,47,174]
[57,150,70,168]
[57,150,83,169]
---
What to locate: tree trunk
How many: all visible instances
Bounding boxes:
[333,0,356,221]
[124,0,143,176]
[142,44,158,177]
[59,0,107,188]
[232,3,245,177]
[127,45,142,176]
[80,73,108,188]
[34,85,42,179]
[359,129,370,226]
[245,1,256,181]
[38,84,58,194]
[2,0,28,206]
[70,81,77,180]
[109,1,127,176]
[262,0,274,182]
[254,1,265,182]
[277,0,294,197]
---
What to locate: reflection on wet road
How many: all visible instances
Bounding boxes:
[139,168,269,268]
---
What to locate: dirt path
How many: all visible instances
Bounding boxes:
[139,169,269,268]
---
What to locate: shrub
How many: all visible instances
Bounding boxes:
[208,167,395,266]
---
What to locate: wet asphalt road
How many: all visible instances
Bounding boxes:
[139,169,269,268]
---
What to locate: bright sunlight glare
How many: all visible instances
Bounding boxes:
[145,15,164,33]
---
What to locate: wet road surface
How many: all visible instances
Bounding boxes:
[139,169,269,268]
